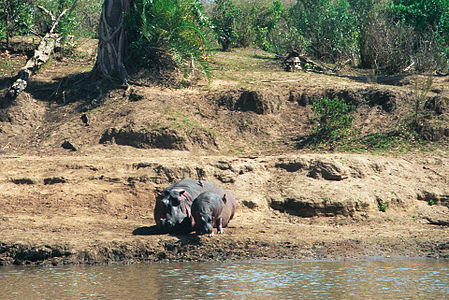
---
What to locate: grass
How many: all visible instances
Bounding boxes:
[0,56,24,77]
[210,48,288,86]
[159,107,243,152]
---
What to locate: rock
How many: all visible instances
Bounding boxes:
[44,177,67,185]
[100,127,187,150]
[80,114,89,126]
[275,157,309,172]
[61,140,77,151]
[215,171,235,183]
[308,160,349,181]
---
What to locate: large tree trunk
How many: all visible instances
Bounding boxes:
[92,0,130,83]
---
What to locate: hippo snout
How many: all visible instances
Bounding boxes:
[196,222,213,235]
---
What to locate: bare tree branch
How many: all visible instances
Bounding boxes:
[6,0,80,100]
[37,5,56,23]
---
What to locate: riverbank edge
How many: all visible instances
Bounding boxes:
[1,233,448,267]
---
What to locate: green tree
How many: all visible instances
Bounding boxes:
[33,0,81,39]
[0,0,33,47]
[288,0,358,62]
[210,0,238,51]
[388,0,449,31]
[253,0,283,51]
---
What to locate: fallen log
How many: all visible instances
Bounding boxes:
[283,50,335,74]
[6,1,78,100]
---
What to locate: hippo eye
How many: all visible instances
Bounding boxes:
[171,196,180,206]
[202,215,211,223]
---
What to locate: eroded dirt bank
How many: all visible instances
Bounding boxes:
[0,151,448,266]
[1,47,448,266]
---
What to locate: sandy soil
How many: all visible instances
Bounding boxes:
[0,150,448,266]
[0,46,448,266]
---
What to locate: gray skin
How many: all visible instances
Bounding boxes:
[154,179,235,233]
[191,191,236,235]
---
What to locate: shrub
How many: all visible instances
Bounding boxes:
[288,0,358,62]
[126,0,211,76]
[210,0,238,51]
[311,96,355,143]
[0,0,34,46]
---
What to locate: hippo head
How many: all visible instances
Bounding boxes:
[194,212,214,235]
[193,194,227,235]
[154,189,194,233]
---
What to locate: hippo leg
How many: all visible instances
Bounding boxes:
[217,217,223,234]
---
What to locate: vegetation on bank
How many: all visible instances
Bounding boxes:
[1,0,449,73]
[0,0,448,153]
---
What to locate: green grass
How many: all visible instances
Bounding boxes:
[0,57,23,76]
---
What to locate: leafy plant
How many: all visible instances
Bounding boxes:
[0,0,33,47]
[211,0,238,51]
[311,96,355,143]
[253,0,283,52]
[126,0,211,77]
[377,198,387,212]
[288,0,358,62]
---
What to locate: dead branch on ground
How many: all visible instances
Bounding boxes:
[6,0,79,100]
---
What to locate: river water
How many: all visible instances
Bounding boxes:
[1,259,448,299]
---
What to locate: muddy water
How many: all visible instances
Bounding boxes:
[1,259,448,299]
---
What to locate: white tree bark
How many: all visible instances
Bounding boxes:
[7,1,78,99]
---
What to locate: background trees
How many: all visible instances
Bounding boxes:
[1,0,448,77]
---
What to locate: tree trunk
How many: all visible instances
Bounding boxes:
[91,0,130,83]
[4,0,11,49]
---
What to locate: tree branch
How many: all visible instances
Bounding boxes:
[49,0,79,34]
[37,5,56,23]
[6,0,80,100]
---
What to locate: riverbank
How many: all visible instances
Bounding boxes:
[1,46,448,266]
[0,152,448,266]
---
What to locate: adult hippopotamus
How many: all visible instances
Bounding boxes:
[154,178,235,233]
[191,191,236,235]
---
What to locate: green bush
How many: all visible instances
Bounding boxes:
[0,0,34,45]
[72,0,102,38]
[387,0,449,72]
[211,0,238,51]
[126,0,211,76]
[311,96,355,143]
[387,0,449,32]
[225,0,285,52]
[288,0,358,62]
[253,0,283,51]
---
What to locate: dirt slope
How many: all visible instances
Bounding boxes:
[0,46,448,266]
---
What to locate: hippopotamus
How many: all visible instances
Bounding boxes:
[191,191,236,235]
[154,178,235,233]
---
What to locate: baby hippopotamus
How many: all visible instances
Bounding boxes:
[191,191,236,235]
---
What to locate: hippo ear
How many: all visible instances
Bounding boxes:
[179,190,186,202]
[222,194,227,203]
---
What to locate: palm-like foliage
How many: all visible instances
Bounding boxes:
[126,0,211,77]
